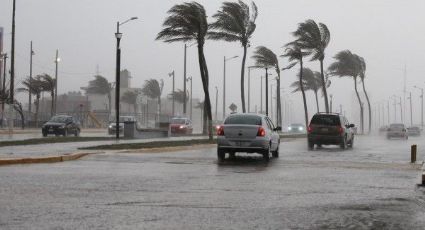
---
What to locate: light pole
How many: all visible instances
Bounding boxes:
[391,95,397,122]
[9,0,16,132]
[29,41,34,122]
[168,70,175,117]
[215,86,218,121]
[247,66,256,113]
[183,43,195,116]
[414,86,424,129]
[115,16,138,139]
[407,91,413,127]
[54,50,59,114]
[186,76,193,120]
[223,55,238,120]
[0,53,7,128]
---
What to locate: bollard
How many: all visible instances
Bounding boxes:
[411,145,417,163]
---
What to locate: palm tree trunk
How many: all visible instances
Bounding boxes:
[300,61,309,129]
[314,91,319,113]
[197,43,213,140]
[320,59,330,113]
[240,45,247,113]
[276,70,282,127]
[361,79,371,134]
[353,77,364,134]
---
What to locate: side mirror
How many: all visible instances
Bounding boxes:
[349,124,355,128]
[274,126,282,131]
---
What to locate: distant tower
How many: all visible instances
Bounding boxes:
[120,69,131,88]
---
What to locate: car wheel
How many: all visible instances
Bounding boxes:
[348,137,354,148]
[272,145,279,158]
[74,129,80,137]
[217,149,225,162]
[308,141,314,150]
[340,137,347,149]
[63,129,68,137]
[263,145,270,161]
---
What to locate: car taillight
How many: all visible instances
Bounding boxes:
[307,125,313,133]
[217,126,224,136]
[338,126,344,134]
[257,127,266,137]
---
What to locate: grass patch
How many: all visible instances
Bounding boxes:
[0,137,115,147]
[80,138,217,150]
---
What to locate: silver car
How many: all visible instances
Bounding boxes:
[217,114,281,161]
[386,123,408,139]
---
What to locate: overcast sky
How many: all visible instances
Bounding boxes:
[1,0,425,124]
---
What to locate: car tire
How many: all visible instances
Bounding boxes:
[340,137,347,149]
[348,137,354,148]
[74,129,80,137]
[308,141,314,150]
[263,146,270,161]
[217,149,225,162]
[272,142,279,158]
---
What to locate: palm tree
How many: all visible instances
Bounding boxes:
[39,74,56,117]
[282,43,310,129]
[328,50,364,134]
[142,79,164,117]
[157,2,213,139]
[121,91,139,115]
[209,0,258,113]
[168,89,189,105]
[18,76,43,127]
[251,46,282,125]
[85,75,112,115]
[357,55,371,134]
[292,19,331,112]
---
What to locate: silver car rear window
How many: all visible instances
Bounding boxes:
[224,115,261,125]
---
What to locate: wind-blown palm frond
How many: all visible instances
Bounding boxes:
[251,46,278,70]
[292,19,330,61]
[168,89,189,104]
[142,79,163,99]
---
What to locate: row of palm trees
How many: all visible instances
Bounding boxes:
[17,74,56,127]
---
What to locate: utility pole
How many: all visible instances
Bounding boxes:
[54,49,59,114]
[183,44,187,115]
[29,41,34,121]
[408,92,412,127]
[10,0,16,132]
[414,86,424,129]
[169,71,175,117]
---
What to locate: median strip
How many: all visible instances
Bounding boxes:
[0,152,94,166]
[80,139,217,150]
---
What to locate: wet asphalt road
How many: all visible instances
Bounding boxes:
[0,135,424,229]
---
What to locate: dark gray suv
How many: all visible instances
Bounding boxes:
[307,113,355,150]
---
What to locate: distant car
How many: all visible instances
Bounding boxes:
[108,116,136,135]
[307,113,355,150]
[407,126,421,137]
[386,123,408,139]
[287,123,306,133]
[170,117,193,135]
[216,113,281,161]
[42,115,80,137]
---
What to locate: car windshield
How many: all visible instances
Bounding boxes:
[49,116,69,123]
[390,124,404,129]
[171,119,186,124]
[224,115,262,125]
[311,115,340,126]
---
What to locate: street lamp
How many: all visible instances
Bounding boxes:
[54,49,60,114]
[247,66,256,113]
[186,76,193,120]
[414,86,424,129]
[183,43,196,116]
[115,16,138,139]
[0,53,7,128]
[168,71,175,117]
[215,86,218,121]
[407,91,413,127]
[223,55,238,120]
[29,41,35,120]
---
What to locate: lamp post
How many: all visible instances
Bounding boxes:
[114,16,138,139]
[186,76,193,120]
[391,95,397,122]
[183,43,195,116]
[29,41,34,120]
[223,55,238,120]
[9,0,16,132]
[247,66,256,113]
[407,91,412,127]
[54,49,59,114]
[168,70,175,117]
[215,86,218,121]
[414,86,424,129]
[0,53,7,128]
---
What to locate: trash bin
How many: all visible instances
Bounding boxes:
[124,121,135,138]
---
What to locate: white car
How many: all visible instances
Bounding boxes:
[216,114,281,161]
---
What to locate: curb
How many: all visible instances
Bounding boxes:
[0,152,92,166]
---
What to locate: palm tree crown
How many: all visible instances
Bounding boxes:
[208,0,258,113]
[168,89,189,104]
[141,79,163,100]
